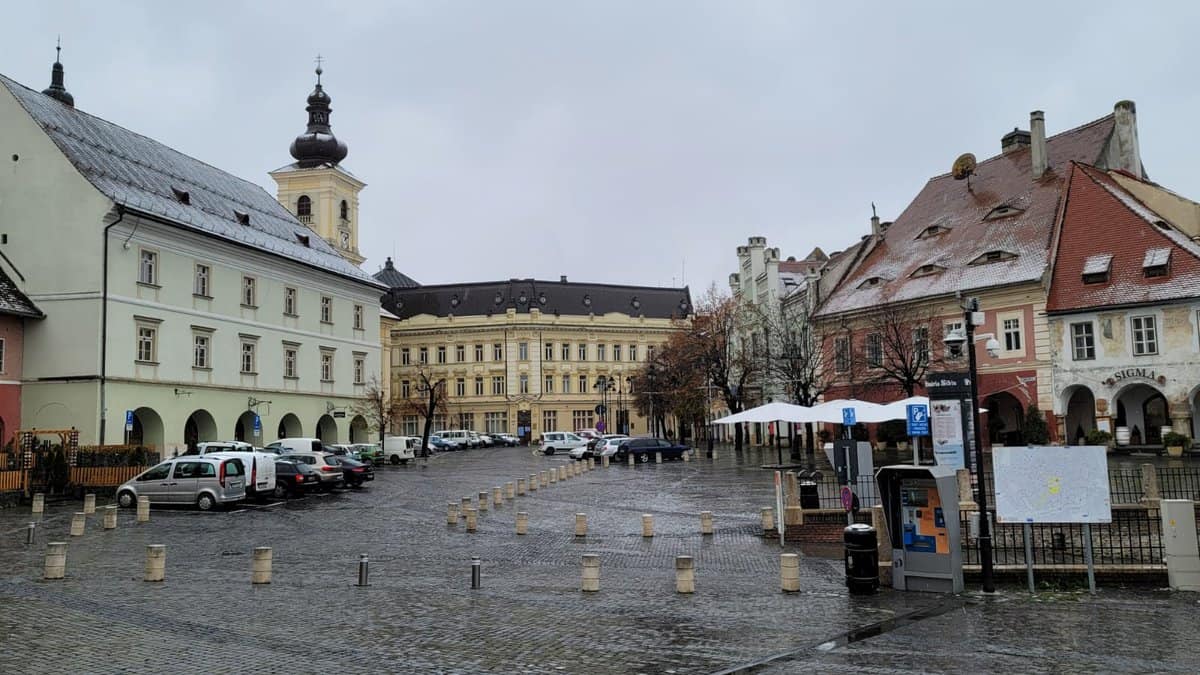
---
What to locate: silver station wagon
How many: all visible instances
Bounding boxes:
[117,456,247,511]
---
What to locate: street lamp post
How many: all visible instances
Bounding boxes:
[963,297,996,593]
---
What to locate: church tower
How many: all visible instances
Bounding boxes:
[270,64,366,266]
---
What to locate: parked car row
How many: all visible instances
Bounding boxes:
[539,431,693,464]
[430,430,520,450]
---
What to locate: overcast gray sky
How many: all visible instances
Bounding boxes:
[7,2,1199,293]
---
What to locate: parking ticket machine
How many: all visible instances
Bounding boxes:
[876,465,963,593]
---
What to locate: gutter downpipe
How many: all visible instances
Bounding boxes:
[99,205,126,445]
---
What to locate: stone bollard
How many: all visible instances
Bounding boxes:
[711,448,717,461]
[559,466,567,481]
[447,502,459,525]
[628,454,635,467]
[144,544,166,582]
[461,496,472,518]
[70,512,86,537]
[32,493,44,515]
[517,478,527,495]
[549,469,557,485]
[675,556,695,594]
[43,541,67,580]
[602,456,609,468]
[492,486,503,507]
[529,474,539,491]
[655,451,663,464]
[137,496,151,523]
[683,451,690,463]
[700,511,714,535]
[83,493,96,515]
[581,554,600,592]
[465,507,478,532]
[506,482,516,499]
[587,458,594,470]
[642,514,654,538]
[478,491,489,512]
[516,511,529,535]
[761,507,775,532]
[252,547,272,584]
[102,505,118,530]
[575,513,587,537]
[780,553,801,592]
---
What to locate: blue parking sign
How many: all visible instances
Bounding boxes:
[907,404,930,436]
[842,407,856,427]
[253,414,262,435]
[125,410,134,432]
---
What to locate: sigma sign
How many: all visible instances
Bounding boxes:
[1107,368,1165,386]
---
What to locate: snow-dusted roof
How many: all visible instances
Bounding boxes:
[1082,254,1113,276]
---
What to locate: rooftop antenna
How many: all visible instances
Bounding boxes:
[314,54,324,83]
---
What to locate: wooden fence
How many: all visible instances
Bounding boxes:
[0,470,21,492]
[0,465,153,494]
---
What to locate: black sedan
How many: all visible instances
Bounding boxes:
[273,459,321,498]
[613,437,693,464]
[330,456,375,488]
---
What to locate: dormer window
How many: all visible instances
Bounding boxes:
[1082,253,1112,284]
[916,225,949,240]
[970,250,1018,265]
[911,264,945,278]
[984,204,1024,221]
[171,187,190,205]
[295,233,310,247]
[1144,248,1171,278]
[857,276,885,289]
[234,210,250,226]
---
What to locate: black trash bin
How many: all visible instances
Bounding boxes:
[798,481,820,509]
[844,523,879,595]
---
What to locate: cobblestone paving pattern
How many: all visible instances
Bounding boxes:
[1,446,1197,673]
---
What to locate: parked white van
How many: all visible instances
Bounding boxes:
[383,436,418,465]
[191,441,277,500]
[438,430,473,448]
[267,437,325,454]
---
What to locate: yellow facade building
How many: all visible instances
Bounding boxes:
[377,277,691,441]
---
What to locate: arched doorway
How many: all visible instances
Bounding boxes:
[1115,383,1169,446]
[234,410,260,444]
[183,409,218,452]
[349,415,369,443]
[131,407,165,452]
[1063,386,1097,445]
[985,392,1024,446]
[316,414,338,443]
[277,413,302,440]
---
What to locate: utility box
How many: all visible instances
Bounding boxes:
[877,465,963,593]
[1161,499,1200,592]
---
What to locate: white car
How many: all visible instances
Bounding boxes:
[540,431,588,456]
[189,441,276,500]
[595,436,629,459]
[383,436,418,465]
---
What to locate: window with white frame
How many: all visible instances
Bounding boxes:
[578,374,587,392]
[138,249,158,285]
[519,342,529,361]
[562,374,571,393]
[192,332,210,369]
[834,336,850,372]
[193,264,210,297]
[912,327,930,364]
[474,344,484,361]
[543,410,558,432]
[353,354,365,384]
[474,377,484,396]
[613,344,622,362]
[418,347,428,364]
[135,321,158,363]
[544,343,554,360]
[353,304,364,330]
[519,373,529,394]
[436,346,446,364]
[630,345,638,361]
[320,350,334,381]
[240,340,257,374]
[865,333,882,368]
[284,287,297,316]
[578,344,588,361]
[283,345,298,378]
[597,344,607,361]
[320,296,333,323]
[647,345,656,362]
[456,345,465,362]
[401,380,411,398]
[544,374,554,393]
[484,411,507,434]
[455,378,466,396]
[1003,317,1022,352]
[402,415,418,436]
[561,343,570,360]
[241,276,257,307]
[572,410,594,431]
[400,348,410,365]
[943,320,964,357]
[1071,322,1095,361]
[493,343,503,361]
[1131,315,1158,355]
[492,376,504,395]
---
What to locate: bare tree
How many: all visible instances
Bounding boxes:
[758,296,829,457]
[686,286,756,451]
[861,303,944,397]
[397,368,447,458]
[350,376,393,444]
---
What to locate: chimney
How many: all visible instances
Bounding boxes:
[1030,110,1047,179]
[1112,100,1143,179]
[870,213,881,236]
[1001,127,1031,154]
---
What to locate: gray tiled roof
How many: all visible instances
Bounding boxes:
[0,266,42,318]
[0,74,384,289]
[383,279,691,321]
[373,257,420,289]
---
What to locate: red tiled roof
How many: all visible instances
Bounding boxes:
[1047,163,1200,312]
[815,114,1116,317]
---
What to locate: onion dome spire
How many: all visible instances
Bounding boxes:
[289,57,348,168]
[42,39,74,107]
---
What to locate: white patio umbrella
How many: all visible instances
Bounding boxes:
[804,399,890,424]
[712,401,816,424]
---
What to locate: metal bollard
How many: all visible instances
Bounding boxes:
[43,541,66,580]
[506,482,515,499]
[357,553,369,587]
[26,522,36,545]
[516,511,528,535]
[70,512,86,537]
[447,502,459,526]
[575,513,587,537]
[32,493,45,514]
[780,553,801,592]
[655,451,662,464]
[252,547,273,584]
[581,554,600,592]
[465,507,478,532]
[83,493,96,515]
[517,478,527,495]
[471,556,481,589]
[144,544,166,582]
[102,505,118,530]
[675,556,695,594]
[478,491,489,512]
[700,511,714,535]
[136,496,150,523]
[642,514,654,538]
[761,507,776,532]
[492,486,503,507]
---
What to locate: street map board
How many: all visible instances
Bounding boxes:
[993,445,1112,524]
